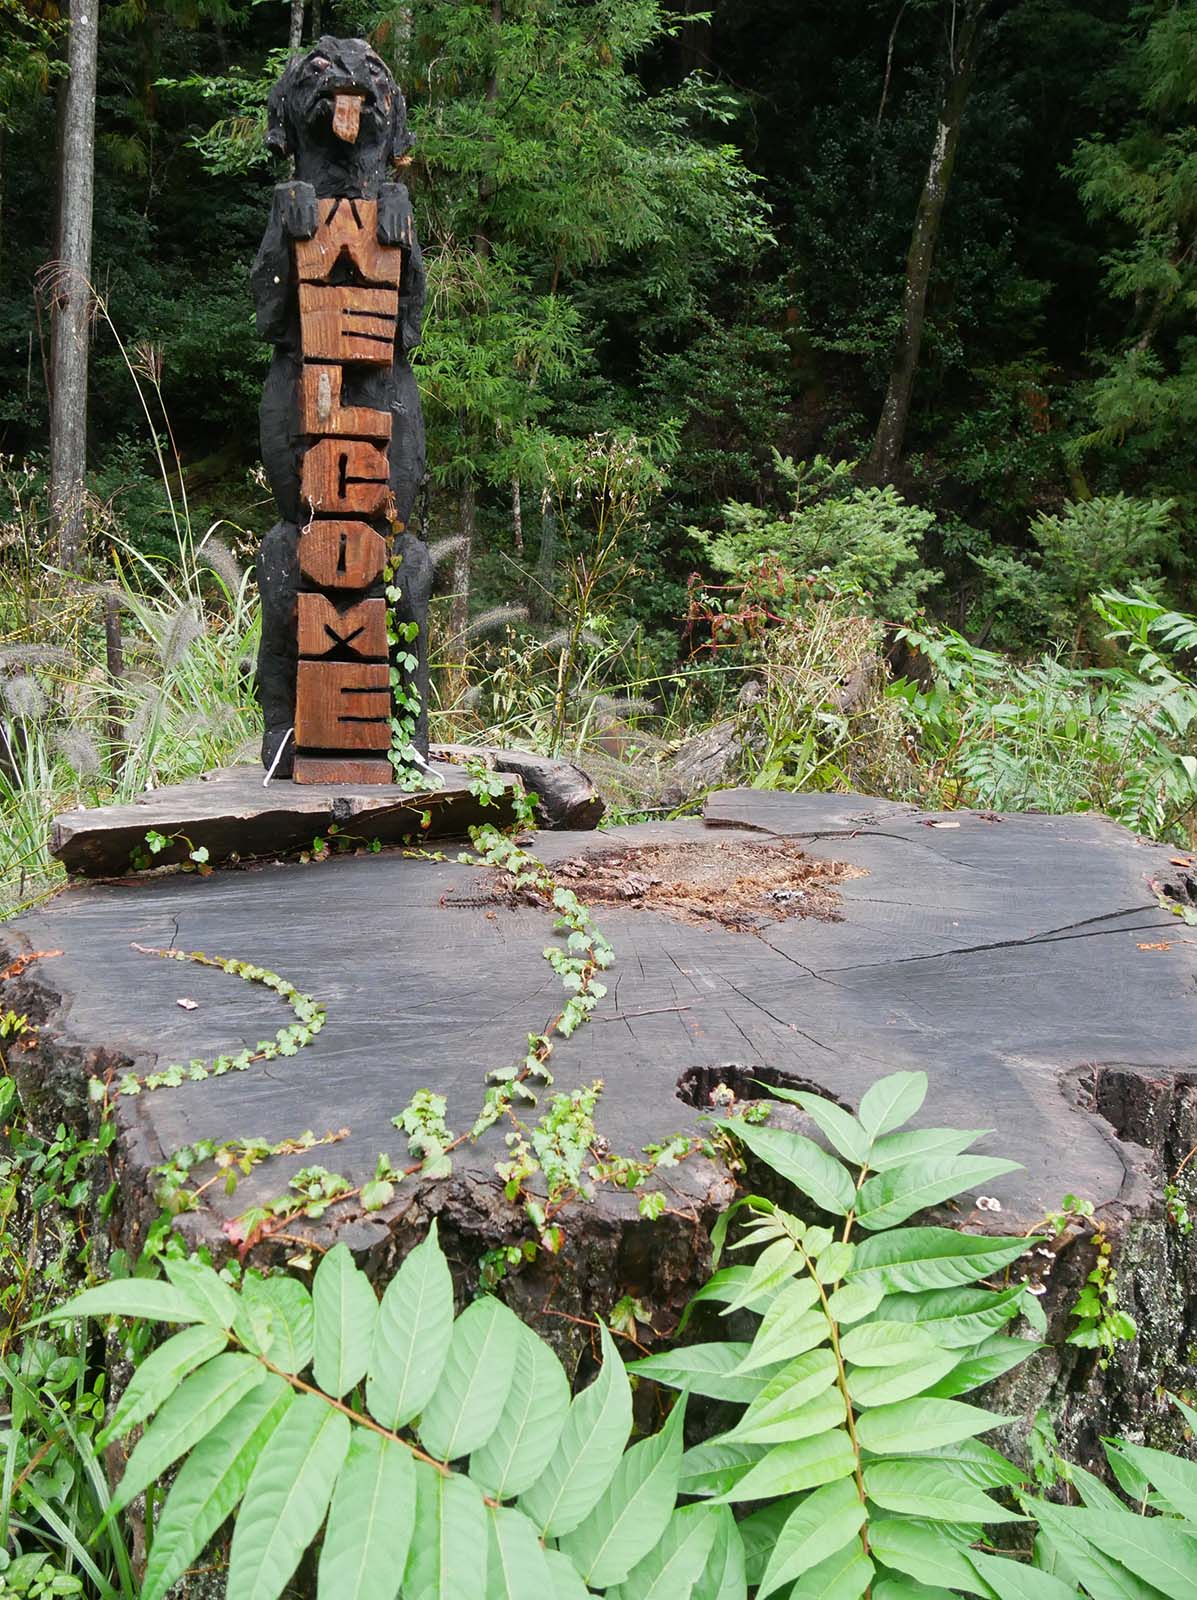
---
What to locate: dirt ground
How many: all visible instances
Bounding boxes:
[542,837,861,931]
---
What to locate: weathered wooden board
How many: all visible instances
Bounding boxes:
[48,762,518,876]
[298,521,387,588]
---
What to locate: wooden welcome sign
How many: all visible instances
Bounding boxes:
[251,38,431,787]
[292,196,398,784]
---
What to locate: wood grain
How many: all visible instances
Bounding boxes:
[300,437,391,518]
[298,283,397,364]
[294,660,391,749]
[298,522,388,590]
[300,364,391,440]
[294,197,402,287]
[297,594,388,660]
[292,754,392,785]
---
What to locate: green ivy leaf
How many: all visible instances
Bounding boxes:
[316,1429,415,1600]
[367,1221,455,1430]
[227,1394,350,1600]
[418,1297,523,1461]
[312,1244,378,1400]
[140,1377,293,1600]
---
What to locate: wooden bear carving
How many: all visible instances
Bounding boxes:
[251,37,430,783]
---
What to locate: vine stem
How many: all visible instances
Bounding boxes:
[256,1353,502,1506]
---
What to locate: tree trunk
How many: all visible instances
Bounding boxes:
[512,477,523,554]
[528,492,557,625]
[450,480,475,641]
[289,0,305,51]
[867,0,987,482]
[48,0,99,571]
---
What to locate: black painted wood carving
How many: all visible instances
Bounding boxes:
[251,37,430,784]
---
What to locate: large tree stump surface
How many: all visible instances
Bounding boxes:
[5,790,1197,1440]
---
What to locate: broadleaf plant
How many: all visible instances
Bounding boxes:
[631,1070,1048,1597]
[40,1225,719,1600]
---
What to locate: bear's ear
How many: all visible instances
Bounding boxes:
[265,66,295,159]
[389,83,414,163]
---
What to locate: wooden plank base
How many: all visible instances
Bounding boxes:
[292,755,392,785]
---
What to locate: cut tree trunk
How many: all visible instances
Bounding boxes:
[288,0,305,51]
[868,0,988,482]
[48,0,99,571]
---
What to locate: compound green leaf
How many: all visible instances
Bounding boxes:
[630,1341,785,1402]
[788,1540,873,1599]
[312,1243,377,1399]
[867,1127,988,1171]
[855,1157,1021,1231]
[765,1088,870,1165]
[713,1427,855,1502]
[140,1376,292,1600]
[734,1280,825,1372]
[239,1274,314,1375]
[868,1517,994,1596]
[403,1462,487,1600]
[838,1320,942,1367]
[856,1397,1006,1454]
[418,1296,522,1461]
[558,1395,685,1587]
[470,1322,569,1498]
[1028,1503,1197,1599]
[825,1280,884,1323]
[679,1439,766,1497]
[607,1504,720,1600]
[850,1228,1034,1294]
[712,1119,854,1215]
[926,1334,1041,1398]
[484,1506,553,1600]
[316,1428,414,1600]
[40,1280,201,1327]
[970,1552,1081,1599]
[757,1477,865,1598]
[740,1499,801,1585]
[912,1437,1028,1489]
[99,1324,228,1444]
[858,1071,927,1137]
[692,1505,747,1600]
[109,1352,268,1520]
[846,1348,958,1405]
[725,1368,844,1447]
[872,1582,956,1600]
[227,1393,350,1600]
[163,1255,239,1329]
[678,1266,773,1330]
[519,1323,632,1537]
[366,1222,454,1429]
[864,1460,1025,1523]
[1033,1518,1162,1600]
[543,1548,590,1600]
[878,1285,1024,1347]
[722,1238,802,1311]
[1112,1440,1197,1522]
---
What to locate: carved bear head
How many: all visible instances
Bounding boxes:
[266,37,413,196]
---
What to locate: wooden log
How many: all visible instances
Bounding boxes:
[298,522,388,589]
[294,197,401,287]
[432,744,605,829]
[300,364,391,441]
[292,755,392,785]
[294,660,391,749]
[297,594,388,660]
[298,284,397,364]
[300,438,391,518]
